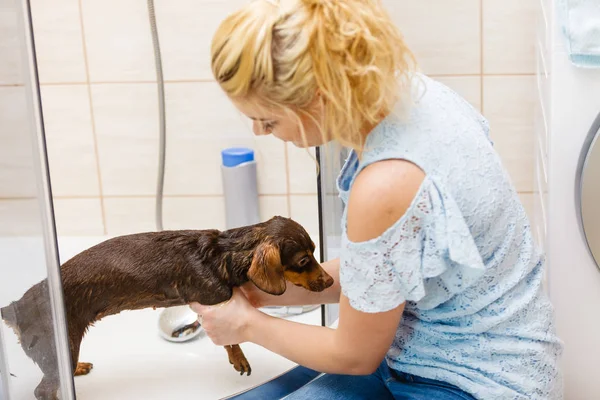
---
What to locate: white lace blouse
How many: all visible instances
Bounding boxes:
[337,74,563,400]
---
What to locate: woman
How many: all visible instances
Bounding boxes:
[191,0,563,398]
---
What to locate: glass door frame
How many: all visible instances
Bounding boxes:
[316,144,349,327]
[1,0,76,398]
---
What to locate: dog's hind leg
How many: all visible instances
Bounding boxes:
[69,329,93,376]
[224,344,252,376]
[34,375,59,400]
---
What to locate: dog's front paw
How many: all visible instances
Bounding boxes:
[75,362,93,376]
[226,345,252,376]
[231,355,252,376]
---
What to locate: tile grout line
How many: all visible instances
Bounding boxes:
[0,194,320,201]
[284,143,292,218]
[51,194,304,199]
[480,0,485,114]
[39,79,215,86]
[430,73,535,78]
[0,197,37,201]
[77,0,107,235]
[33,73,537,88]
[0,190,535,200]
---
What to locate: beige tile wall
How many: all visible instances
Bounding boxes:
[0,0,539,237]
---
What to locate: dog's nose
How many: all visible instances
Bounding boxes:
[323,275,334,288]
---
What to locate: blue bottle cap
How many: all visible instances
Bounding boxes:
[221,147,255,167]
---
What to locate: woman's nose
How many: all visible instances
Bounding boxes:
[252,121,269,136]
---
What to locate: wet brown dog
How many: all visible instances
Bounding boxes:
[1,216,333,400]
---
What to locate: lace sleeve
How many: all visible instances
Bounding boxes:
[339,177,486,313]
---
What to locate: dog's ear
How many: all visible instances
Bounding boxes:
[247,242,286,295]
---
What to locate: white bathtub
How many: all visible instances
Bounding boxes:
[0,236,323,400]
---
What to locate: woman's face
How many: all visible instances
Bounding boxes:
[231,97,326,148]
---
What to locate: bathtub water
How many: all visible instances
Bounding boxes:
[0,236,323,400]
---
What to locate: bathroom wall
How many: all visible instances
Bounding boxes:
[0,0,539,240]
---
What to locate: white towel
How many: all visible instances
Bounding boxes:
[559,0,600,68]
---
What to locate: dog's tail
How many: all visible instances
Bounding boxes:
[1,303,17,330]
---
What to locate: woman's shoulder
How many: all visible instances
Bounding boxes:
[353,75,499,203]
[360,74,492,171]
[346,159,425,243]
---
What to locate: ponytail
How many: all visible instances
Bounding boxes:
[211,0,416,151]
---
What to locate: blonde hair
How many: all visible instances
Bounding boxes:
[211,0,416,151]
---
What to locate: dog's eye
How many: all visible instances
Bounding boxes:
[298,257,310,268]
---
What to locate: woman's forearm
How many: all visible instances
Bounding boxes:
[247,310,366,375]
[245,296,404,376]
[268,258,341,307]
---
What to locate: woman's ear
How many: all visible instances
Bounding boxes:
[247,242,286,295]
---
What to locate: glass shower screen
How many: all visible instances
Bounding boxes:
[0,0,74,399]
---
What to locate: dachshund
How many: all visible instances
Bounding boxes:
[1,216,334,400]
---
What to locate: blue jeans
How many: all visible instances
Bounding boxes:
[284,361,476,400]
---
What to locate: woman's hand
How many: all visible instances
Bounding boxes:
[239,282,279,308]
[190,288,261,346]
